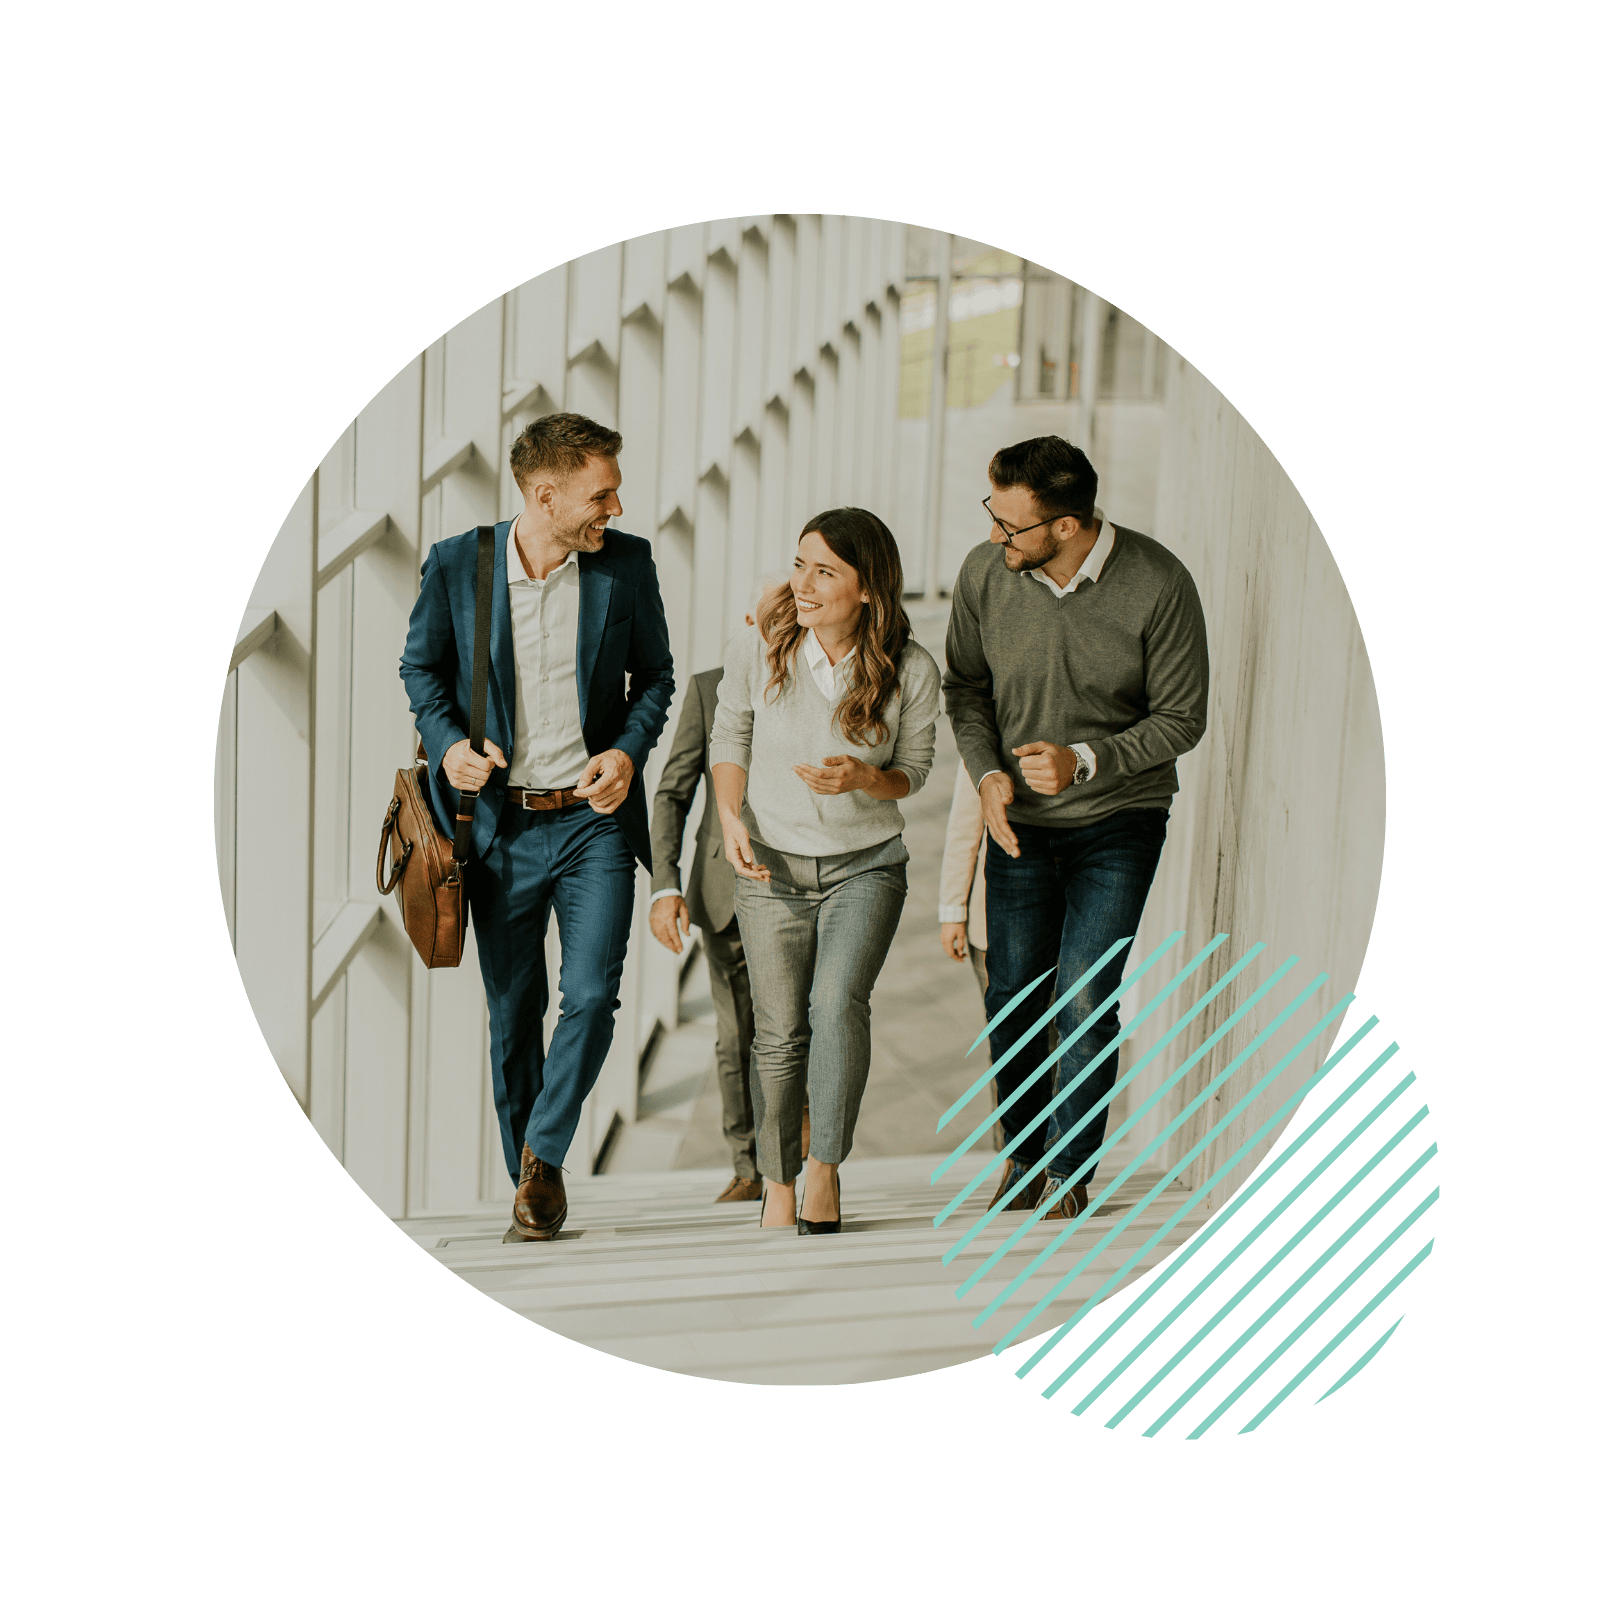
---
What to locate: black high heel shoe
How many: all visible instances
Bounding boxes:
[797,1171,841,1235]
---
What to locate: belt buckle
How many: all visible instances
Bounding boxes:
[520,788,553,811]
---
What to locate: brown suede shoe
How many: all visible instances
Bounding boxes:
[991,1157,1046,1213]
[715,1174,763,1203]
[1041,1178,1090,1221]
[508,1144,568,1241]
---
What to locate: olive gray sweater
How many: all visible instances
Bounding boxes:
[943,529,1209,827]
[709,627,942,857]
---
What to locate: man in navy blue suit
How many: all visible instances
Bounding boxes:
[400,413,674,1241]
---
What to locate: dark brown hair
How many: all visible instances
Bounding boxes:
[989,434,1097,525]
[758,507,912,748]
[510,412,623,492]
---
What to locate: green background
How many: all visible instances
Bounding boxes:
[9,0,1587,1593]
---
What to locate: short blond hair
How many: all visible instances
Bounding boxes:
[510,412,622,493]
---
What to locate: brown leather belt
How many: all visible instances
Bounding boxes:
[506,786,582,812]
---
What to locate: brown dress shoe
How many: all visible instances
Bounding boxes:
[991,1157,1046,1213]
[1042,1178,1090,1221]
[509,1144,568,1241]
[715,1174,763,1203]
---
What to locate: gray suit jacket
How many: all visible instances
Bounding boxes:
[649,667,737,934]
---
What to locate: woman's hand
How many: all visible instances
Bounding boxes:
[793,754,878,795]
[941,922,969,962]
[721,811,770,881]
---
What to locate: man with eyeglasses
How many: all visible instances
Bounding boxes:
[943,435,1209,1223]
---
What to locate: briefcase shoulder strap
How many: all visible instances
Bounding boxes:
[450,525,497,866]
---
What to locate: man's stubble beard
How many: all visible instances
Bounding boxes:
[1007,532,1062,574]
[555,510,607,553]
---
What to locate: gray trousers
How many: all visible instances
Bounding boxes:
[700,916,759,1180]
[735,834,909,1183]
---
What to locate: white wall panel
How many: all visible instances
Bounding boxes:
[785,373,815,546]
[764,217,796,407]
[566,244,621,427]
[443,302,503,456]
[820,213,843,341]
[658,275,702,529]
[507,266,566,413]
[691,473,730,676]
[837,325,861,503]
[699,253,737,482]
[343,921,411,1217]
[757,400,790,582]
[793,214,820,375]
[621,230,666,326]
[235,479,313,1105]
[732,227,767,444]
[727,435,761,640]
[811,350,838,511]
[666,222,705,293]
[1118,360,1386,1210]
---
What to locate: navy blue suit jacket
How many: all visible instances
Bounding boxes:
[398,522,675,872]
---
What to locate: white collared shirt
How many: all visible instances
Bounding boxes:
[803,627,856,701]
[653,629,861,906]
[505,515,589,789]
[1027,519,1116,599]
[978,519,1115,789]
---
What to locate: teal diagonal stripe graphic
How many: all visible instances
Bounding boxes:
[931,931,1438,1438]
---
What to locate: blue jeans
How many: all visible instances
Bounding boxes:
[466,804,637,1178]
[983,808,1169,1184]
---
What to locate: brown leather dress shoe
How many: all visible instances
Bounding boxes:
[1041,1178,1090,1221]
[991,1157,1046,1213]
[715,1174,763,1203]
[508,1144,567,1241]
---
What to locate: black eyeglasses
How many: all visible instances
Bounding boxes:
[982,496,1057,545]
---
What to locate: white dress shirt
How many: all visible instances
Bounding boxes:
[505,516,589,789]
[978,519,1116,791]
[803,627,856,701]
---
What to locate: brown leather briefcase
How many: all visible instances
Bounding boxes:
[375,525,495,969]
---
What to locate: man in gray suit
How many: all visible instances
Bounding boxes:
[649,665,763,1201]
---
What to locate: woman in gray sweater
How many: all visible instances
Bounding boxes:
[710,508,941,1233]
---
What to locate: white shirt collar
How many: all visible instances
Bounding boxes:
[802,627,856,700]
[506,514,579,587]
[1028,517,1116,599]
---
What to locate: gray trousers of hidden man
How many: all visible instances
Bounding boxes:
[734,833,909,1184]
[699,915,759,1181]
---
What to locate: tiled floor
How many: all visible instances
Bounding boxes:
[396,1150,1210,1385]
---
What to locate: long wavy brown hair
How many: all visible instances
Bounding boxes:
[757,507,913,748]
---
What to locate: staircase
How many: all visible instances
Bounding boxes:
[394,1151,1209,1385]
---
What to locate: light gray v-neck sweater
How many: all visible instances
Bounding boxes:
[709,626,942,858]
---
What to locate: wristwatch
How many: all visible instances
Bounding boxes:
[1071,747,1093,786]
